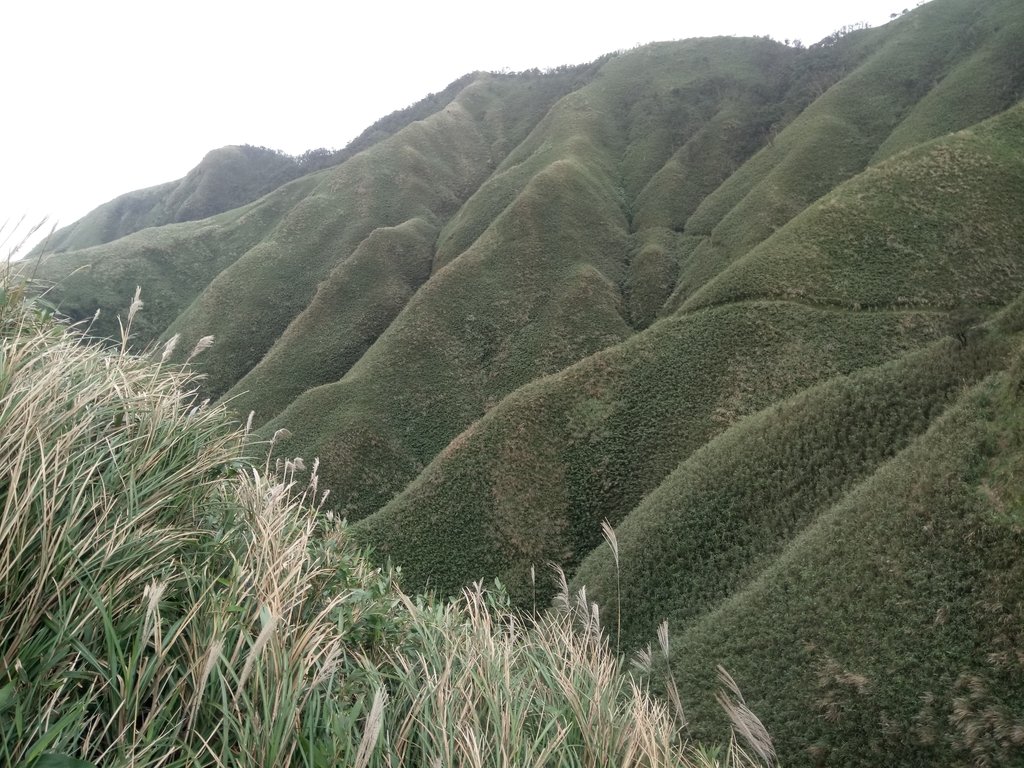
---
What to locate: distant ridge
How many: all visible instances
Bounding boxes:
[30,145,304,255]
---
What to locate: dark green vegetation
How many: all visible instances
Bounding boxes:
[27,0,1024,763]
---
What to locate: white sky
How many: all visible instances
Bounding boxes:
[2,0,922,255]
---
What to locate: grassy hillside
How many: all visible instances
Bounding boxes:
[255,29,922,518]
[1,285,773,768]
[23,173,324,344]
[660,0,1024,314]
[685,101,1024,312]
[30,70,590,358]
[223,217,439,425]
[260,153,634,516]
[161,71,608,400]
[663,352,1024,766]
[27,74,498,258]
[351,75,1024,605]
[433,37,799,272]
[572,330,1012,640]
[351,301,947,599]
[21,0,1024,763]
[872,0,1024,160]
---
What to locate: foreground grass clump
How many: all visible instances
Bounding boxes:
[0,285,770,767]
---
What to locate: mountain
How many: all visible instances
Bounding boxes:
[25,0,1024,763]
[26,73,487,258]
[28,145,304,255]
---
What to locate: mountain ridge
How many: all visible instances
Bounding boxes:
[25,1,1024,763]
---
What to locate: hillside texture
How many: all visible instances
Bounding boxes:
[27,0,1024,763]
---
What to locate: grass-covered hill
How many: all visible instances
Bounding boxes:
[25,73,498,258]
[2,283,771,767]
[23,0,1024,763]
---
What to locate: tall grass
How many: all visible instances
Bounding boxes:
[0,281,402,765]
[0,279,772,766]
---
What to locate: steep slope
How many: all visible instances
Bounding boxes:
[351,303,947,598]
[27,74,494,258]
[26,173,324,343]
[662,355,1024,766]
[572,331,1011,642]
[685,101,1024,312]
[259,156,634,516]
[221,65,617,428]
[20,3,1024,763]
[252,36,830,517]
[433,37,801,273]
[871,0,1024,160]
[33,70,587,380]
[164,70,606,401]
[351,98,1024,601]
[222,217,439,422]
[162,101,496,400]
[659,0,1023,313]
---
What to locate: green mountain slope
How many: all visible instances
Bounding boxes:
[27,75,495,258]
[25,0,1024,763]
[25,173,324,343]
[249,38,824,515]
[351,302,948,598]
[660,0,1024,314]
[685,102,1024,312]
[665,356,1024,766]
[571,329,1012,640]
[352,96,1024,601]
[259,154,634,516]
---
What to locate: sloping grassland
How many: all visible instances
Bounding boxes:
[28,0,1024,762]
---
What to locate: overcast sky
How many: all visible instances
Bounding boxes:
[2,0,923,255]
